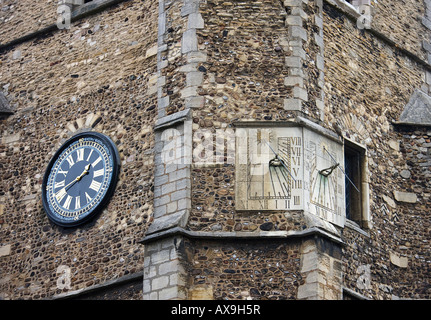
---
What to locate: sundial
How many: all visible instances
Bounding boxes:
[236,123,346,228]
[236,126,303,211]
[306,135,344,227]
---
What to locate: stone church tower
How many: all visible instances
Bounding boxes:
[0,0,430,300]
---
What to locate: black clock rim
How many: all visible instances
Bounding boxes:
[42,131,120,228]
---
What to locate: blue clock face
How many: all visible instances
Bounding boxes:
[42,132,120,227]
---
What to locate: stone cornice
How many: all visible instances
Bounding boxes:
[140,225,344,246]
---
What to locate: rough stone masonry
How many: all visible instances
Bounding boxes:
[0,0,430,300]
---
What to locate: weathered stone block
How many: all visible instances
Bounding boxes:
[285,56,302,68]
[187,13,204,29]
[390,252,408,268]
[285,15,303,26]
[145,44,158,59]
[393,191,417,203]
[399,90,431,125]
[159,260,180,275]
[289,26,308,41]
[152,275,169,290]
[284,0,303,6]
[182,29,198,54]
[285,76,304,87]
[189,286,214,300]
[284,98,302,111]
[0,244,11,257]
[0,91,13,115]
[186,72,203,87]
[151,249,171,265]
[293,86,308,101]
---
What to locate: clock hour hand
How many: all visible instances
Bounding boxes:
[76,164,91,181]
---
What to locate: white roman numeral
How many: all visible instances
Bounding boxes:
[66,154,75,167]
[58,169,68,178]
[54,180,65,189]
[76,148,84,162]
[92,156,101,168]
[93,168,104,178]
[75,196,81,210]
[86,149,94,162]
[85,192,92,203]
[56,188,67,203]
[63,195,72,210]
[89,180,101,192]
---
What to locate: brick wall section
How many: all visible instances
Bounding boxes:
[144,0,431,300]
[284,0,310,113]
[422,0,431,93]
[150,120,192,234]
[323,2,424,136]
[297,238,342,299]
[196,0,293,122]
[143,236,188,299]
[303,0,326,120]
[186,0,329,233]
[143,0,206,299]
[148,0,206,235]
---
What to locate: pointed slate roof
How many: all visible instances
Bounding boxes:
[399,89,431,126]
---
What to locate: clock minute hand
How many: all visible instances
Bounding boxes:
[65,164,91,189]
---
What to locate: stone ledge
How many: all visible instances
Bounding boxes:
[140,226,344,245]
[146,210,190,236]
[342,287,371,300]
[345,219,370,237]
[51,272,143,300]
[154,109,191,131]
[392,121,431,128]
[71,0,125,19]
[232,116,342,143]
